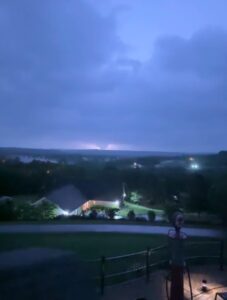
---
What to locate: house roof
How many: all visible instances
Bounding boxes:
[47,185,86,212]
[0,196,13,202]
[32,197,56,207]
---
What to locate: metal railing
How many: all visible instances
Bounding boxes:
[87,239,225,295]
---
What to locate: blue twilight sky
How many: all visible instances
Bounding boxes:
[1,0,227,152]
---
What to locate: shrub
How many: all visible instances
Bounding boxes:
[33,201,57,220]
[107,209,115,220]
[147,211,156,222]
[15,202,35,221]
[127,210,135,221]
[208,180,227,224]
[0,200,16,221]
[89,209,98,219]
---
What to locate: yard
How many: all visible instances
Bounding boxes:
[117,201,164,218]
[0,232,225,260]
[0,232,225,287]
[0,233,166,260]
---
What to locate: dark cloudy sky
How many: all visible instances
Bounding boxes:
[1,0,227,152]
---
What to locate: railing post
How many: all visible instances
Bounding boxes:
[219,240,224,271]
[146,247,150,283]
[100,256,106,295]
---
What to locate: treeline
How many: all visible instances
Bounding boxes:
[0,159,227,223]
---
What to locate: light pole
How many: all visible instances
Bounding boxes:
[121,182,127,207]
[168,212,188,300]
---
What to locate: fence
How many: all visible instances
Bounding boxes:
[87,239,225,295]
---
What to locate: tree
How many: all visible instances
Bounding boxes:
[164,200,182,223]
[208,179,227,224]
[89,209,98,219]
[0,199,16,221]
[107,209,116,220]
[129,191,142,204]
[35,201,57,220]
[147,211,156,222]
[127,210,135,221]
[187,174,209,215]
[15,202,35,220]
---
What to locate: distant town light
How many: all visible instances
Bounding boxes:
[189,157,195,161]
[123,192,127,198]
[46,169,51,174]
[132,162,142,169]
[190,163,199,170]
[63,210,69,216]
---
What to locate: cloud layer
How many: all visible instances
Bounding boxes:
[0,0,227,152]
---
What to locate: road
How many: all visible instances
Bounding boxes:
[0,224,224,238]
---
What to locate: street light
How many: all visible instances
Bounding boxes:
[122,182,127,199]
[115,200,120,207]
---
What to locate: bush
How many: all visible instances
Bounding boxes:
[107,209,116,220]
[15,202,36,221]
[0,200,16,221]
[127,210,135,221]
[89,209,98,219]
[33,201,57,220]
[208,180,227,224]
[147,211,156,222]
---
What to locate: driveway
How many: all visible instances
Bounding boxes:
[0,224,224,238]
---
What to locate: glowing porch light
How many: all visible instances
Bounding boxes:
[201,279,208,293]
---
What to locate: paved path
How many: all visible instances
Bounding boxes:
[0,248,73,270]
[0,248,99,300]
[102,265,227,300]
[0,224,224,238]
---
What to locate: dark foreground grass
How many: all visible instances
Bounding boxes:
[0,233,167,260]
[0,233,225,261]
[0,233,225,287]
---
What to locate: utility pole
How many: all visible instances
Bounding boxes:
[168,212,187,300]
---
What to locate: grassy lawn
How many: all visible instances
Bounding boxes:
[0,232,225,286]
[118,201,164,218]
[0,233,167,260]
[0,232,224,259]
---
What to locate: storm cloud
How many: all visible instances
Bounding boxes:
[0,0,227,152]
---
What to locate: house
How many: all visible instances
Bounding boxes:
[75,199,120,215]
[47,185,86,215]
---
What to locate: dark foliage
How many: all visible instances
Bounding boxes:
[89,209,98,219]
[147,211,156,222]
[127,210,136,221]
[107,209,116,220]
